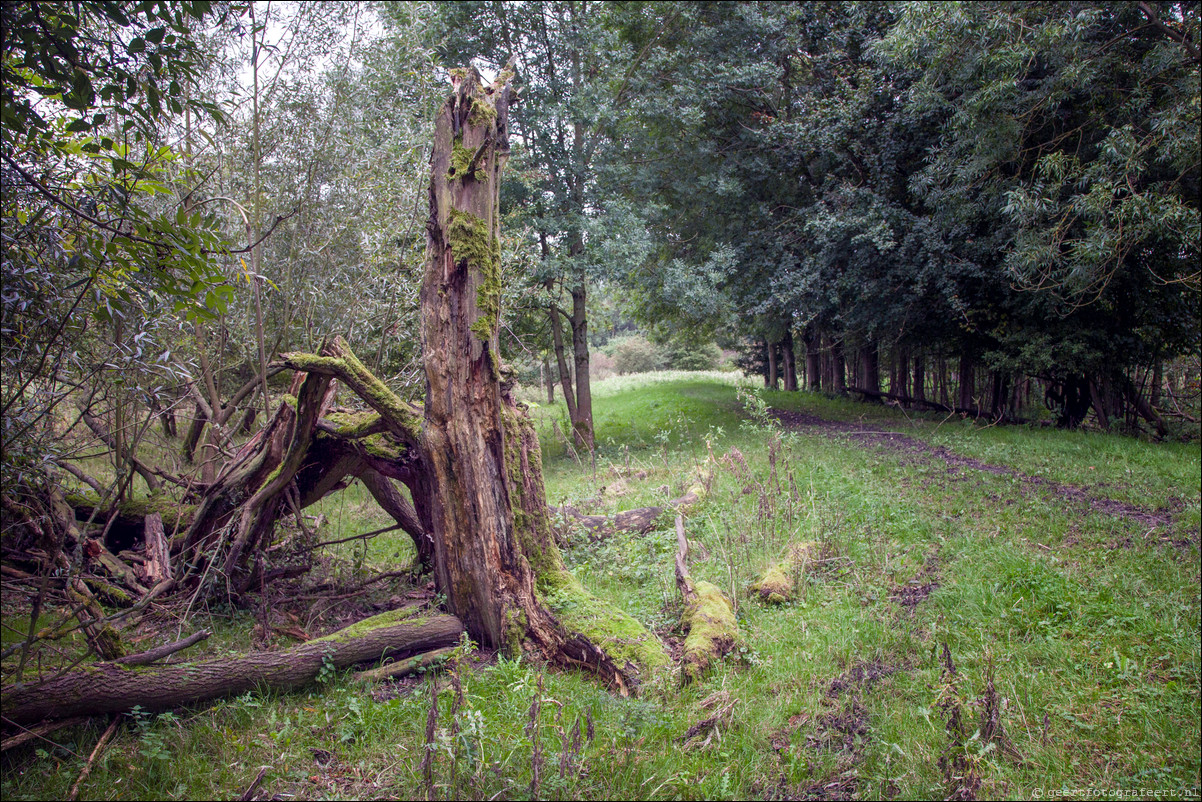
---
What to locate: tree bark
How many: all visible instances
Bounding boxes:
[958,351,975,412]
[569,283,594,450]
[830,337,846,393]
[858,343,880,396]
[181,403,207,463]
[766,337,779,389]
[542,356,555,403]
[549,306,578,424]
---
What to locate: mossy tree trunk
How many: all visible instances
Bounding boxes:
[418,67,656,689]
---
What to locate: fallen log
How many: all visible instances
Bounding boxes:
[554,475,710,539]
[1,606,464,726]
[674,515,737,683]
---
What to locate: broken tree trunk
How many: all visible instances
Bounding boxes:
[1,607,463,726]
[553,473,710,539]
[416,66,663,689]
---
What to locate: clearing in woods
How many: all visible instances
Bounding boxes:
[2,375,1198,801]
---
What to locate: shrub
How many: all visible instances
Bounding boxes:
[611,336,663,374]
[663,340,722,371]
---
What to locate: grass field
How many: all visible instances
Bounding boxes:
[3,372,1199,801]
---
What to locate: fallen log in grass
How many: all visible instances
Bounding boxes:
[674,515,738,683]
[555,468,713,539]
[1,606,464,726]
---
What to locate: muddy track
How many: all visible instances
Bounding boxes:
[770,409,1179,531]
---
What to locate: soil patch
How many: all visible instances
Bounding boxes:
[757,660,904,800]
[771,409,1177,532]
[889,551,941,611]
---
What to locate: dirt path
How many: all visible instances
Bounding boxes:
[770,409,1179,532]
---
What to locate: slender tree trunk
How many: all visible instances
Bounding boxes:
[782,329,798,392]
[804,325,821,391]
[913,355,925,403]
[181,403,207,463]
[766,337,779,390]
[858,343,879,395]
[938,357,949,407]
[831,338,846,394]
[958,351,975,412]
[549,307,577,423]
[1150,358,1163,408]
[991,371,1010,418]
[542,356,554,403]
[569,283,594,450]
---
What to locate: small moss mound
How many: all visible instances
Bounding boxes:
[750,563,793,603]
[750,541,817,604]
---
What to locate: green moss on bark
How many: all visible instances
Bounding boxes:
[281,352,422,440]
[682,580,738,682]
[310,606,422,644]
[541,568,669,675]
[449,139,475,181]
[324,411,382,438]
[468,96,496,126]
[446,209,502,341]
[63,492,196,532]
[500,406,668,676]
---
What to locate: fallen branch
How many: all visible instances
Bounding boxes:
[239,766,271,802]
[675,515,737,683]
[66,716,120,802]
[554,479,708,540]
[111,630,210,666]
[354,645,457,683]
[0,716,90,753]
[299,523,403,553]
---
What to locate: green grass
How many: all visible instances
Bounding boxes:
[3,373,1199,800]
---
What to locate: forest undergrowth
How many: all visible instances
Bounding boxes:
[2,373,1199,801]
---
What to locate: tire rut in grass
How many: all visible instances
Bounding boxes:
[770,409,1179,535]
